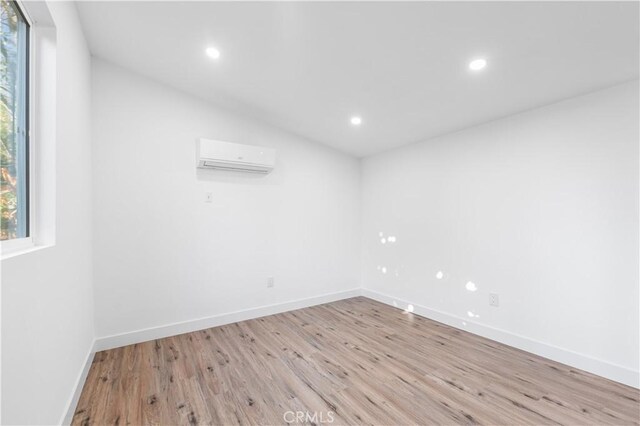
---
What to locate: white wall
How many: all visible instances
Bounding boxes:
[1,2,94,424]
[362,80,639,386]
[91,59,361,339]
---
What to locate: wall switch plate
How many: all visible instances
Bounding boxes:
[267,277,274,288]
[205,192,213,203]
[489,293,499,307]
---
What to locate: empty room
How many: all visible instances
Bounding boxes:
[0,1,639,425]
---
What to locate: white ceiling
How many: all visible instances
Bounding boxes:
[77,1,639,157]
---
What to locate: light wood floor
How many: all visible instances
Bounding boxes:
[73,297,639,425]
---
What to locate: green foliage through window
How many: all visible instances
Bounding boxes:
[1,0,29,241]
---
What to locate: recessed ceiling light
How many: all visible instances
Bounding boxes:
[350,116,362,126]
[469,58,487,71]
[205,47,221,60]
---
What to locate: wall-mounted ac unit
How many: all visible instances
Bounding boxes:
[197,138,276,174]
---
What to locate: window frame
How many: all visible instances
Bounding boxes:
[1,0,35,255]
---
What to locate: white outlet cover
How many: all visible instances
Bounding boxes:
[489,293,500,307]
[205,192,213,203]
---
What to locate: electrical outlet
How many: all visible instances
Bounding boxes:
[205,192,213,203]
[267,277,274,288]
[489,293,499,307]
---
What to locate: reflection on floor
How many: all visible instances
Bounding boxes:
[73,297,639,425]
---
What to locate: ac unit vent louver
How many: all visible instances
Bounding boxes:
[197,139,276,174]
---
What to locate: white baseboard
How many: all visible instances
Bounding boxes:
[94,288,361,352]
[63,289,360,425]
[61,286,637,426]
[60,339,96,426]
[361,288,639,389]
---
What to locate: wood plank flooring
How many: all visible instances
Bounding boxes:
[73,297,639,425]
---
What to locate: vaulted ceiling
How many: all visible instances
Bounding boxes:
[77,1,639,157]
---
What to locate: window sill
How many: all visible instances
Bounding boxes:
[1,242,54,261]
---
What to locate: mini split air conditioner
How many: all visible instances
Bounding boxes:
[197,138,276,174]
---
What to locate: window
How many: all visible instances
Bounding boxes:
[1,0,30,242]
